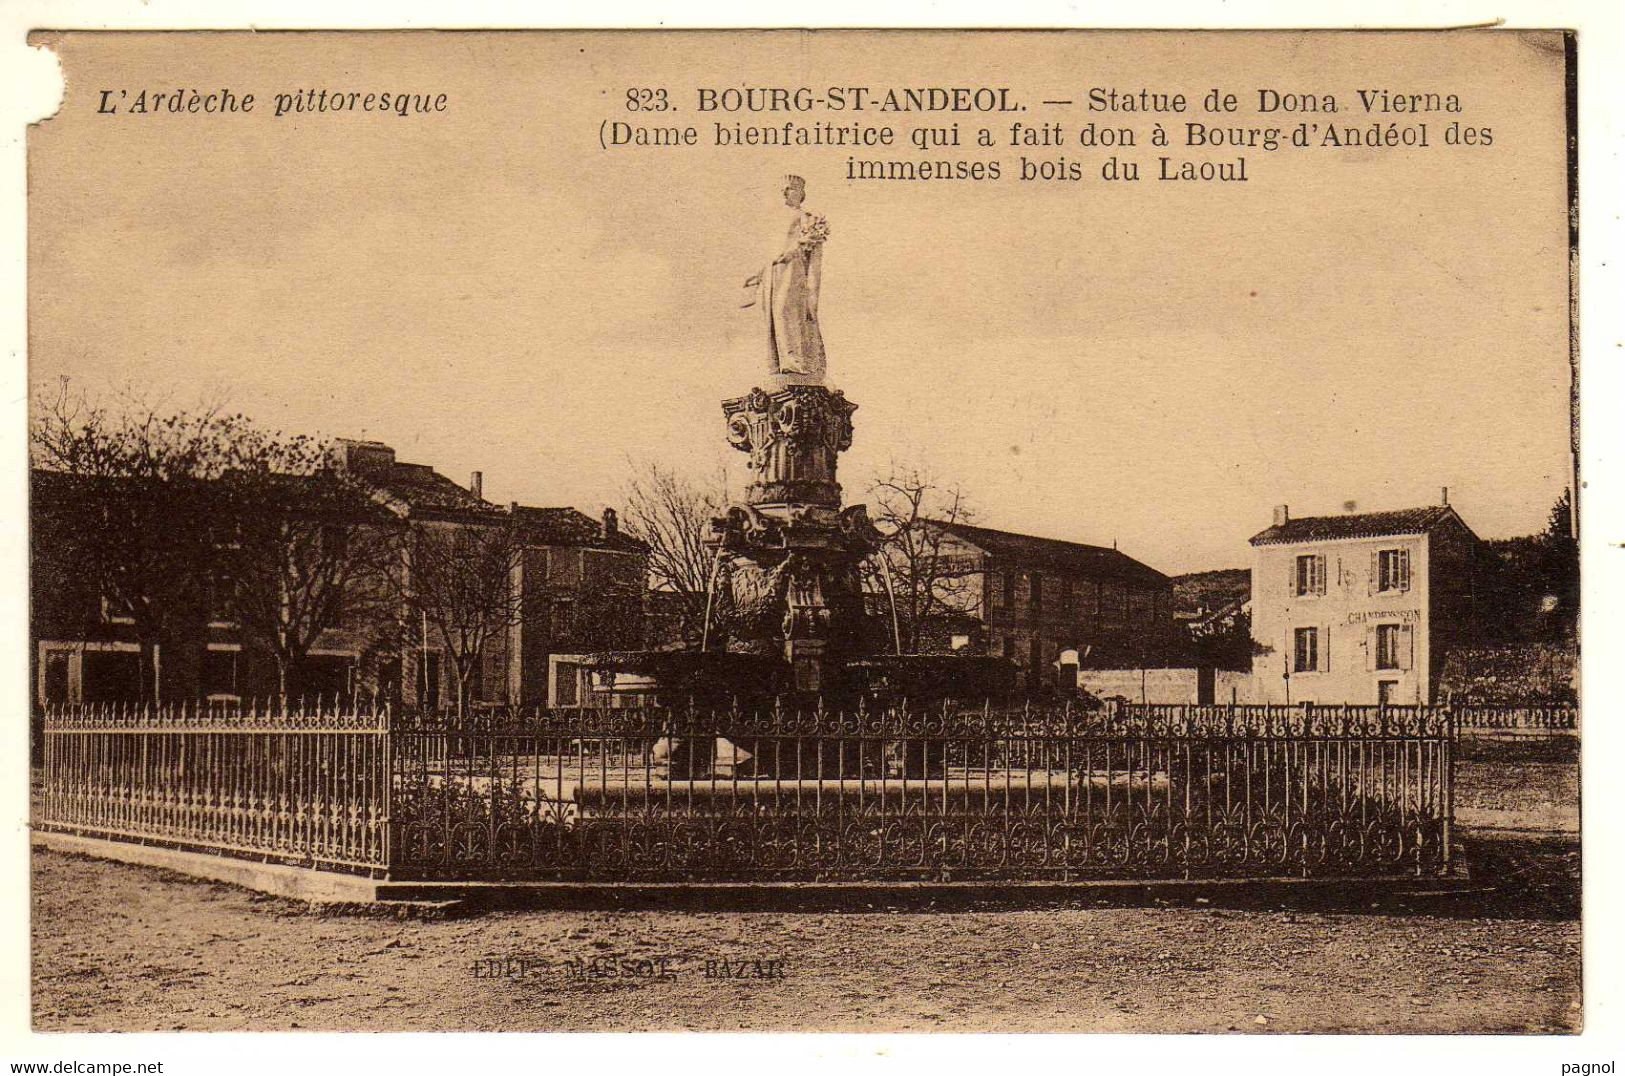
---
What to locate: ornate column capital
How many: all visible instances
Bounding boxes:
[722,384,857,508]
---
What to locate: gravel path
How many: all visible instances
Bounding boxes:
[31,846,1579,1033]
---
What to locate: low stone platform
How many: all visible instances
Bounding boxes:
[34,829,1478,914]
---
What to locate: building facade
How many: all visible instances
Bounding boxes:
[904,520,1175,693]
[506,506,647,706]
[30,439,647,712]
[1247,495,1484,705]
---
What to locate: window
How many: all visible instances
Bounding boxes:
[547,548,583,585]
[83,650,143,703]
[988,571,1007,612]
[41,651,71,705]
[1293,627,1319,673]
[1374,623,1411,671]
[550,599,574,638]
[1058,580,1074,618]
[202,648,239,698]
[1029,573,1043,620]
[302,654,356,702]
[554,661,581,707]
[207,568,238,628]
[1376,548,1411,593]
[950,634,971,651]
[375,658,401,705]
[1294,554,1326,597]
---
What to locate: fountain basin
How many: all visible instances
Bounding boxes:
[843,655,1017,702]
[586,649,791,704]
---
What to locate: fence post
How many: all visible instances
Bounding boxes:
[1441,701,1455,875]
[380,701,394,880]
[1299,700,1312,876]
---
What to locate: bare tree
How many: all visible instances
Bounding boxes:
[620,458,727,642]
[30,380,242,702]
[866,461,982,654]
[213,431,403,701]
[399,516,525,716]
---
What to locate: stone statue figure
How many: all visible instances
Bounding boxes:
[742,174,829,381]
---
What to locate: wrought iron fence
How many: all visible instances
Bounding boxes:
[388,701,1455,882]
[39,700,392,874]
[1452,705,1577,735]
[37,700,1457,883]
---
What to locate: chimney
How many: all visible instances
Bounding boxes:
[601,507,619,539]
[1440,486,1450,506]
[469,471,483,499]
[1272,504,1289,527]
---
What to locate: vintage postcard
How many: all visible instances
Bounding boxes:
[17,25,1586,1044]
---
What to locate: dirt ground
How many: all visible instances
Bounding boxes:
[32,746,1581,1033]
[1455,741,1579,833]
[31,835,1579,1034]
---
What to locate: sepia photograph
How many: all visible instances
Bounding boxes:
[15,24,1589,1043]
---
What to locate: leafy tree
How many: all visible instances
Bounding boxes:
[1482,488,1579,644]
[1547,486,1575,541]
[1186,609,1256,671]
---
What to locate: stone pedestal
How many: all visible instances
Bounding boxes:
[709,383,878,694]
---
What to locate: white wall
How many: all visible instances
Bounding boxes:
[1250,534,1430,704]
[1078,667,1202,704]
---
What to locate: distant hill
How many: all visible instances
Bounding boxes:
[1172,568,1250,618]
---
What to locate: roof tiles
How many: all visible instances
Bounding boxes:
[1249,505,1458,545]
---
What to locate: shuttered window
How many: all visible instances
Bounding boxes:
[1374,623,1413,670]
[1375,624,1400,669]
[1375,548,1411,593]
[1294,554,1327,596]
[1293,627,1319,673]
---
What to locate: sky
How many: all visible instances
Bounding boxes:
[28,30,1573,574]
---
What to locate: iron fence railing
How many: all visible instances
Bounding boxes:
[386,701,1455,882]
[37,700,1461,883]
[39,700,392,874]
[1450,704,1577,734]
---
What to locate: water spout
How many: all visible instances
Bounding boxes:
[875,553,903,656]
[699,545,727,653]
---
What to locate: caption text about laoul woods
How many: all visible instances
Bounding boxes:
[91,82,1500,187]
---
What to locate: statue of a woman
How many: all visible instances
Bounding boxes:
[742,175,829,381]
